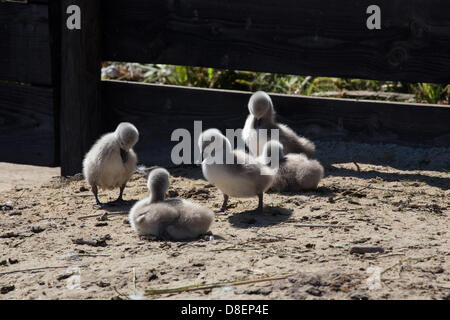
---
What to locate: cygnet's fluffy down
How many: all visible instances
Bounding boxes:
[199,128,275,213]
[242,91,315,158]
[259,140,324,192]
[129,168,214,240]
[83,122,139,207]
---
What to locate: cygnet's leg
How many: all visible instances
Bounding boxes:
[91,185,104,209]
[215,194,229,214]
[110,184,126,205]
[256,193,264,213]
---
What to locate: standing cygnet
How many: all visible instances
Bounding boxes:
[199,128,275,213]
[242,91,315,158]
[83,122,139,208]
[129,168,214,240]
[258,140,324,192]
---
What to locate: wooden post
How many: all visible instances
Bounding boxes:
[60,0,101,176]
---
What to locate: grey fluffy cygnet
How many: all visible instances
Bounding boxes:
[259,140,324,192]
[198,128,275,213]
[129,168,214,240]
[242,91,315,158]
[82,122,139,208]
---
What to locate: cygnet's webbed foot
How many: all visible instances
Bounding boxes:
[92,203,106,210]
[92,185,105,209]
[108,185,127,206]
[140,234,158,241]
[214,207,227,215]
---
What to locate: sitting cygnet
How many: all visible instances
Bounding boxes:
[259,140,324,192]
[242,91,315,158]
[129,168,214,240]
[199,128,275,213]
[83,122,139,208]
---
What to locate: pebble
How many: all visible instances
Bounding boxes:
[350,246,385,254]
[1,285,15,295]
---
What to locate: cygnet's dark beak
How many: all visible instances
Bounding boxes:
[120,148,129,163]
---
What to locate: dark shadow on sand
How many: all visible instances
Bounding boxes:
[326,166,450,190]
[100,199,138,213]
[266,185,338,199]
[228,206,293,229]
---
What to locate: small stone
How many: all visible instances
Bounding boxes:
[193,263,205,267]
[8,258,18,265]
[148,269,158,281]
[97,213,108,221]
[57,273,74,281]
[97,281,110,288]
[1,285,15,294]
[350,246,384,254]
[9,211,22,216]
[245,286,272,296]
[31,226,45,233]
[350,293,369,300]
[95,222,108,227]
[306,287,322,297]
[5,200,15,208]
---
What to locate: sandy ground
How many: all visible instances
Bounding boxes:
[0,163,60,193]
[0,159,449,300]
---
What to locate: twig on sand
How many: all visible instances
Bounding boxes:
[62,194,93,198]
[378,253,405,259]
[381,256,434,276]
[352,184,403,193]
[144,274,292,296]
[78,212,129,220]
[0,265,87,277]
[14,189,27,203]
[294,223,354,229]
[210,247,259,252]
[113,286,129,299]
[329,186,370,203]
[72,235,111,247]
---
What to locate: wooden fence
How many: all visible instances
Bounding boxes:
[0,0,449,175]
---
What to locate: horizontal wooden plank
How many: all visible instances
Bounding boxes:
[101,80,450,166]
[102,0,450,84]
[0,83,56,166]
[0,2,52,85]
